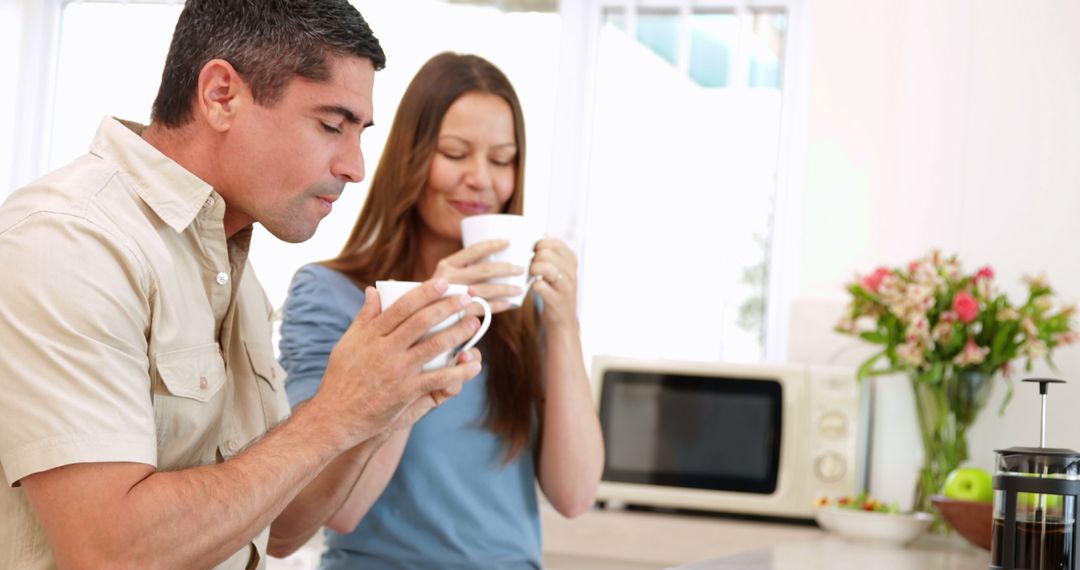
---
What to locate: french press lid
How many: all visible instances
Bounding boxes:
[995,447,1080,477]
[994,379,1080,474]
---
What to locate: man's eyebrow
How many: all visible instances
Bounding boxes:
[315,105,374,128]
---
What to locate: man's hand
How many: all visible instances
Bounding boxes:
[308,278,484,448]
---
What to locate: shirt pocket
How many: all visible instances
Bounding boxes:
[152,343,228,468]
[156,343,227,401]
[244,340,290,426]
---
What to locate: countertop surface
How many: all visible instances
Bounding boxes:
[674,534,990,570]
[543,506,989,570]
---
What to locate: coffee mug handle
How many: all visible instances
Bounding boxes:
[453,296,492,360]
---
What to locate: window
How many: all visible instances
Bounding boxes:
[566,0,803,364]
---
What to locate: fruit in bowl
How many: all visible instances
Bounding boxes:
[942,466,995,503]
[814,494,933,546]
[931,495,992,550]
[934,466,995,550]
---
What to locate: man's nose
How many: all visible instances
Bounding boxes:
[331,137,365,183]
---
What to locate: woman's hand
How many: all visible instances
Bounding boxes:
[531,237,578,329]
[431,239,524,314]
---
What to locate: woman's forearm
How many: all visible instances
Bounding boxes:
[537,323,605,517]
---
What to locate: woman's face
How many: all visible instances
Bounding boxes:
[416,91,518,244]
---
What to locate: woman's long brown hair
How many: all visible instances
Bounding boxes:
[323,52,543,461]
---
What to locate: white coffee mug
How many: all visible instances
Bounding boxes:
[460,214,541,308]
[375,281,492,371]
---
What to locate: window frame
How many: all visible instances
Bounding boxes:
[552,0,807,362]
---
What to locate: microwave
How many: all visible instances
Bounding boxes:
[593,356,871,520]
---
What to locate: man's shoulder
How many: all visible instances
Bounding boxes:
[0,154,147,232]
[1,156,110,224]
[1,154,166,244]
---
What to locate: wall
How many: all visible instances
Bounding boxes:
[0,0,25,190]
[794,0,1080,507]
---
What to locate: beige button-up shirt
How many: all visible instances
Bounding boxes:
[0,117,290,569]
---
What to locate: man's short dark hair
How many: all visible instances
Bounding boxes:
[151,0,386,128]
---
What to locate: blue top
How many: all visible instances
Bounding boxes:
[279,264,542,570]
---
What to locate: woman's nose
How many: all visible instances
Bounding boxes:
[462,156,491,192]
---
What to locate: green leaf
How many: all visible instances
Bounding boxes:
[917,362,945,385]
[856,353,884,381]
[859,331,887,344]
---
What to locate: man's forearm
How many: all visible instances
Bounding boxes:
[267,430,389,557]
[27,403,354,569]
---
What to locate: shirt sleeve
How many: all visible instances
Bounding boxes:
[0,213,156,486]
[278,265,360,407]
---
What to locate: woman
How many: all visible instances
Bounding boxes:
[278,52,604,569]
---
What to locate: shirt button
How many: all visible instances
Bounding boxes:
[216,272,229,285]
[226,440,240,453]
[203,196,215,209]
[199,376,208,389]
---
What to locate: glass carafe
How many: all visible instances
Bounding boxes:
[990,378,1080,570]
[991,448,1080,570]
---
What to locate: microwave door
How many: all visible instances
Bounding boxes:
[600,371,783,495]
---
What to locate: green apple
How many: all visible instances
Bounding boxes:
[942,466,994,503]
[1018,492,1064,511]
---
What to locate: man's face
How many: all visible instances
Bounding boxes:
[222,55,375,242]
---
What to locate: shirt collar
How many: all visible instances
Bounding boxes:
[88,116,215,233]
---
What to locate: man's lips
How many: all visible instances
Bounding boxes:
[316,194,339,212]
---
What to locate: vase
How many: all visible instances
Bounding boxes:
[909,369,995,527]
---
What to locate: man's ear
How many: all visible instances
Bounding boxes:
[196,59,247,132]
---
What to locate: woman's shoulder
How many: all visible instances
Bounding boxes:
[285,263,366,311]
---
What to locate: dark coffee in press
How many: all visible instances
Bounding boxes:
[991,516,1074,570]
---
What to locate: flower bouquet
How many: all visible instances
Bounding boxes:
[835,250,1076,518]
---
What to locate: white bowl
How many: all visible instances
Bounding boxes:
[814,507,934,546]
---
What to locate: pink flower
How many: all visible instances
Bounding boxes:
[975,266,995,281]
[860,267,891,293]
[953,291,979,323]
[954,338,989,366]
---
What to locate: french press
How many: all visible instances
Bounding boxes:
[991,378,1080,570]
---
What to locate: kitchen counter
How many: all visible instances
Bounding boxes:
[543,506,990,570]
[675,534,990,569]
[543,506,823,569]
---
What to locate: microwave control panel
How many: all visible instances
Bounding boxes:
[805,368,865,500]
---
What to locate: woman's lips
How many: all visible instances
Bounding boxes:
[449,200,492,215]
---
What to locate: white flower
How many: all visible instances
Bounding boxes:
[1022,339,1048,360]
[932,321,955,344]
[836,316,857,334]
[1023,274,1049,290]
[997,307,1020,322]
[907,315,932,345]
[897,341,927,367]
[1021,316,1039,337]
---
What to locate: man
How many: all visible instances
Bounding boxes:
[0,1,483,567]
